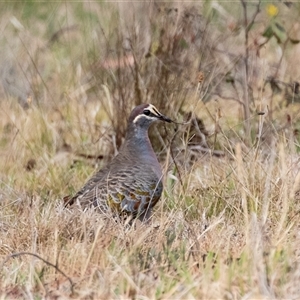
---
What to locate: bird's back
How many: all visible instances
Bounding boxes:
[72,151,163,218]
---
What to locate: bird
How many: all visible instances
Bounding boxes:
[68,103,172,222]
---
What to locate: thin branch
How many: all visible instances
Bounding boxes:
[240,0,261,143]
[167,125,185,191]
[246,0,261,32]
[1,252,75,294]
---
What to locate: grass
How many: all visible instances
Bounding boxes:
[1,1,300,299]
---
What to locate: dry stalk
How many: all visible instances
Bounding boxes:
[1,252,75,294]
[235,143,249,244]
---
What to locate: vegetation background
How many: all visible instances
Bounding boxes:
[1,0,300,298]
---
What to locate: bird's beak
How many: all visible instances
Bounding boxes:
[158,113,172,123]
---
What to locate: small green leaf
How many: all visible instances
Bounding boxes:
[262,26,274,39]
[272,22,287,44]
[179,38,189,49]
[275,22,285,33]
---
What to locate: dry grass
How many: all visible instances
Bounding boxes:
[1,96,300,299]
[1,1,300,299]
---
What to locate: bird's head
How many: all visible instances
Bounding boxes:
[128,104,172,129]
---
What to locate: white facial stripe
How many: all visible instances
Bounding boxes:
[132,104,163,123]
[133,114,153,123]
[152,107,161,116]
[147,104,162,117]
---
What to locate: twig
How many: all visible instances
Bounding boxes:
[47,25,79,45]
[240,0,261,143]
[188,145,225,158]
[167,126,185,192]
[1,252,75,294]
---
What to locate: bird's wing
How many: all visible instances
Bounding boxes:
[69,164,112,206]
[107,174,162,216]
[74,167,162,216]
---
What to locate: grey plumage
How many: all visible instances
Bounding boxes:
[70,103,172,221]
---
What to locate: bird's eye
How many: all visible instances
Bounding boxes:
[143,109,151,116]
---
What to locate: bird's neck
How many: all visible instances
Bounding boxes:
[122,126,154,155]
[120,125,161,173]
